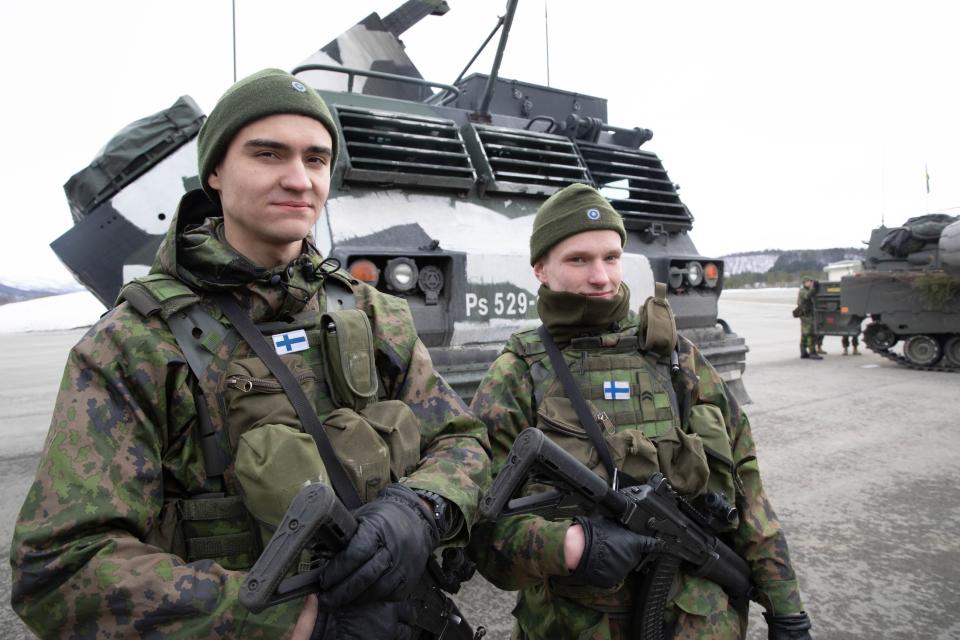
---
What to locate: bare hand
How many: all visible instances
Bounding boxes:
[564,522,585,570]
[291,594,318,640]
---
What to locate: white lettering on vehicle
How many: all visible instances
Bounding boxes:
[465,291,531,317]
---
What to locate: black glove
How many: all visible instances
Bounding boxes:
[763,611,812,640]
[320,601,417,640]
[571,515,658,589]
[317,484,438,608]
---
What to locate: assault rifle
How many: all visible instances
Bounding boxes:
[479,428,756,640]
[240,483,483,640]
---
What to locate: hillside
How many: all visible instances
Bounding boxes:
[0,283,65,305]
[723,248,865,275]
[0,272,82,306]
[721,247,866,288]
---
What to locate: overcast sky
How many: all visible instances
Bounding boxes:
[2,0,959,287]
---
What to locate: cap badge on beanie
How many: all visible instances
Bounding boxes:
[292,81,307,92]
[587,208,601,220]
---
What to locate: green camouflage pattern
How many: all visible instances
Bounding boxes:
[10,190,490,639]
[469,312,803,639]
[797,286,817,351]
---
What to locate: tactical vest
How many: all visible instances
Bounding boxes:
[507,322,745,616]
[118,271,421,571]
[510,284,742,509]
[510,326,712,498]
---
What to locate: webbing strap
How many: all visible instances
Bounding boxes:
[179,495,246,521]
[537,325,618,483]
[187,532,257,559]
[167,306,231,479]
[213,292,363,510]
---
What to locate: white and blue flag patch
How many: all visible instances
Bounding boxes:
[272,329,309,355]
[603,380,630,400]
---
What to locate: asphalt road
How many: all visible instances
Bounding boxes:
[1,289,958,639]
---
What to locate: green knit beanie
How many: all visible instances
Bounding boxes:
[529,183,626,264]
[197,68,339,199]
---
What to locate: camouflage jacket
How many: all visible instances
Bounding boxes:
[10,190,490,639]
[469,312,803,639]
[797,286,815,318]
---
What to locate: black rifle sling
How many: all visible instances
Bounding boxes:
[538,325,618,482]
[214,292,363,511]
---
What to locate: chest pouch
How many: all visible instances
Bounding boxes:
[223,354,328,451]
[639,282,678,359]
[321,309,378,411]
[305,401,421,506]
[535,330,709,498]
[236,423,330,548]
[536,396,658,487]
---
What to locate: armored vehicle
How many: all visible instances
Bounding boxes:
[834,214,960,370]
[52,0,750,401]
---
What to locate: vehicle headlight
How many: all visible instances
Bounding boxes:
[385,257,418,292]
[668,266,685,290]
[686,261,704,287]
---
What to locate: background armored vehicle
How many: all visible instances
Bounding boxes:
[51,0,750,401]
[828,214,960,371]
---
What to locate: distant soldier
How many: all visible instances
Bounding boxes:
[797,277,822,360]
[842,334,861,355]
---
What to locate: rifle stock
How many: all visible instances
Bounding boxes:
[240,483,482,640]
[241,483,355,613]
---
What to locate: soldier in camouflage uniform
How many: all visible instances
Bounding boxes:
[797,278,822,360]
[10,69,490,639]
[468,184,811,639]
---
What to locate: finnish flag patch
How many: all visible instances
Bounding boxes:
[272,329,309,355]
[603,380,630,400]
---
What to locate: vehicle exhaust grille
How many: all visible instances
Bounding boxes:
[464,124,591,196]
[336,106,476,190]
[578,142,694,232]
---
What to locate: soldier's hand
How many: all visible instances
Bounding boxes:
[291,594,319,640]
[317,484,438,608]
[763,611,812,640]
[570,516,658,589]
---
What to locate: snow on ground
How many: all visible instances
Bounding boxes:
[0,291,105,334]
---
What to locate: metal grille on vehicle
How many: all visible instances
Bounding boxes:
[577,142,693,232]
[463,124,591,196]
[336,106,475,190]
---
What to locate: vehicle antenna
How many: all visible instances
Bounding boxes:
[478,0,520,117]
[544,0,551,87]
[231,0,237,82]
[450,16,505,88]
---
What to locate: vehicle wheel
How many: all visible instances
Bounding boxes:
[863,323,897,350]
[943,335,960,367]
[903,335,943,367]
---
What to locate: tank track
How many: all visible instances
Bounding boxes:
[866,342,960,373]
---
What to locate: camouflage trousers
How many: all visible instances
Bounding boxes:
[799,316,817,351]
